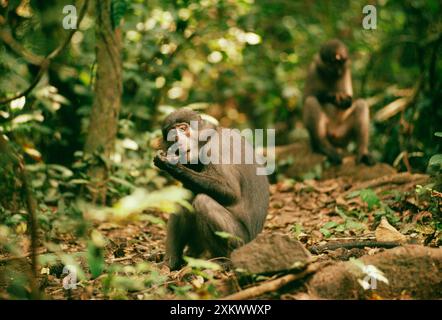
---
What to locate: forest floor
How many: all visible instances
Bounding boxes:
[1,157,440,300]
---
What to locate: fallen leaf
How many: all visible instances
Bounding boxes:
[375,217,406,243]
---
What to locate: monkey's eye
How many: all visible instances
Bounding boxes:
[175,124,188,132]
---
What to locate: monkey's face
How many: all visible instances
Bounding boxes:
[164,122,198,163]
[323,53,347,77]
[319,40,349,77]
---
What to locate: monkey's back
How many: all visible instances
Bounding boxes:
[237,163,269,240]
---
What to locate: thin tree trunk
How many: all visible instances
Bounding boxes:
[0,134,40,298]
[84,0,122,202]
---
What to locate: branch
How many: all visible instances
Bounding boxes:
[309,241,401,254]
[0,29,45,65]
[221,263,323,300]
[347,172,429,193]
[0,0,90,106]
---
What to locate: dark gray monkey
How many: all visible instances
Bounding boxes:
[303,39,375,165]
[154,108,269,270]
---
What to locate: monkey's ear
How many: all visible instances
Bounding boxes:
[150,136,163,150]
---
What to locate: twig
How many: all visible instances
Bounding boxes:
[0,0,90,106]
[309,241,401,254]
[0,248,47,263]
[221,262,323,300]
[0,29,45,65]
[110,254,137,263]
[347,172,429,193]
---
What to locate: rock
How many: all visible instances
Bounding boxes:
[271,140,397,181]
[307,245,442,299]
[375,217,407,243]
[323,161,397,182]
[231,233,311,274]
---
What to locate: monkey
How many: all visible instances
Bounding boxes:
[153,108,269,270]
[303,39,375,166]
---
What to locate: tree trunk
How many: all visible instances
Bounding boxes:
[84,0,122,202]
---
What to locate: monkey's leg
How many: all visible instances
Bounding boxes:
[303,96,343,164]
[352,99,375,165]
[193,194,248,258]
[165,210,193,270]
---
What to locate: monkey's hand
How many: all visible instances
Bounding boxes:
[154,150,177,169]
[153,150,167,169]
[316,92,334,104]
[334,93,352,109]
[357,153,376,166]
[327,152,343,165]
[317,145,343,165]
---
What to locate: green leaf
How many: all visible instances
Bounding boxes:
[214,231,242,241]
[335,224,345,232]
[111,0,129,29]
[434,132,442,138]
[319,228,332,238]
[345,190,360,199]
[140,214,166,226]
[291,223,303,239]
[109,176,137,190]
[359,189,380,210]
[87,242,104,279]
[170,284,193,296]
[429,154,442,167]
[323,221,338,229]
[69,179,90,185]
[111,275,145,291]
[335,206,348,219]
[344,220,366,231]
[183,256,221,271]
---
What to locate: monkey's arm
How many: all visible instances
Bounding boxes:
[332,65,354,109]
[154,153,239,204]
[343,65,353,96]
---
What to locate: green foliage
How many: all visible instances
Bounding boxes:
[111,0,130,29]
[291,223,304,240]
[214,231,242,242]
[87,242,105,279]
[183,256,222,271]
[359,189,381,211]
[427,132,442,189]
[328,206,368,236]
[429,154,442,168]
[0,0,441,300]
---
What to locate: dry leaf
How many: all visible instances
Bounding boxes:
[375,217,406,243]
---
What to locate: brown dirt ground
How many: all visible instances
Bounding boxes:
[0,161,440,300]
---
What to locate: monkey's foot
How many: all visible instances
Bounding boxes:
[358,153,376,166]
[165,255,185,271]
[327,153,343,165]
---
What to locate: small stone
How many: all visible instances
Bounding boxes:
[231,233,311,274]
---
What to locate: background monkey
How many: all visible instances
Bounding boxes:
[154,108,269,270]
[303,39,375,165]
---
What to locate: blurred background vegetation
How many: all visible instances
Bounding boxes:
[0,0,441,299]
[1,0,441,168]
